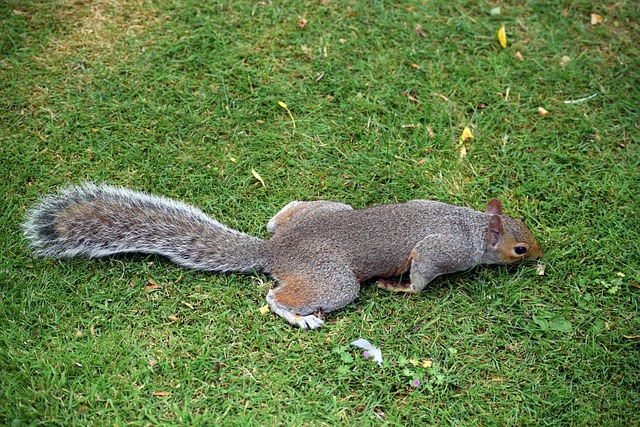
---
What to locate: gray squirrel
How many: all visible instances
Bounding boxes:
[23,183,542,329]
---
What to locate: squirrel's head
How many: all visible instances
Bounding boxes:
[484,199,543,265]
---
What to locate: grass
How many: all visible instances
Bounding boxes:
[1,0,639,425]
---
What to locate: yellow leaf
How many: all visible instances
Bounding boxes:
[422,359,433,368]
[251,168,266,188]
[259,304,270,314]
[537,107,549,116]
[278,101,296,128]
[460,126,474,142]
[497,25,507,48]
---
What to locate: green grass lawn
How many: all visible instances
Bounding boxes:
[2,0,639,425]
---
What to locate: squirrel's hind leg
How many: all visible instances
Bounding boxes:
[267,201,353,234]
[266,262,360,330]
[266,291,325,330]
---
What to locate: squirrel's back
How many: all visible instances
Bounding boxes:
[265,200,489,280]
[23,183,269,273]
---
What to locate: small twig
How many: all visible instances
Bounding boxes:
[564,93,598,104]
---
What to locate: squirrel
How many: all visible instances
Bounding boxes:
[23,183,542,330]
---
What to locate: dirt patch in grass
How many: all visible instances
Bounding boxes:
[47,0,163,60]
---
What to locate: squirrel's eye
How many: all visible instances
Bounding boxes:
[514,245,528,256]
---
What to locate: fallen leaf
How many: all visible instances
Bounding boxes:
[460,126,474,142]
[458,127,473,158]
[300,44,312,59]
[410,63,421,70]
[560,55,571,67]
[426,125,435,138]
[497,26,507,48]
[590,13,602,25]
[459,145,467,158]
[515,51,524,61]
[251,168,266,188]
[402,91,419,103]
[536,263,546,276]
[259,304,270,314]
[278,101,296,128]
[168,315,178,322]
[422,359,433,368]
[153,391,171,397]
[490,7,501,16]
[537,107,549,116]
[414,24,427,38]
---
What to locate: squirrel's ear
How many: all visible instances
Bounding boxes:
[486,199,503,216]
[486,215,504,246]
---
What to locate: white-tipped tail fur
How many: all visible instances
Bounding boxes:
[23,183,269,273]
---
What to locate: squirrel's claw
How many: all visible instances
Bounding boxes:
[295,314,324,330]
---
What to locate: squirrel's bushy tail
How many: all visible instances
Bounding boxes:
[23,183,269,273]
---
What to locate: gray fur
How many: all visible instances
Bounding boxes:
[23,183,268,273]
[23,183,541,329]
